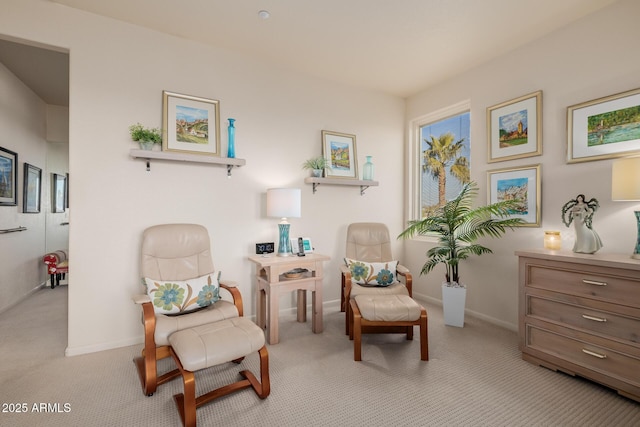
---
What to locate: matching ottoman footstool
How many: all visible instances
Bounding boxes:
[169,317,270,427]
[351,294,428,361]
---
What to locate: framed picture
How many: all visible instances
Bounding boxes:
[487,164,541,227]
[23,163,42,213]
[321,130,358,179]
[567,87,640,163]
[487,91,542,163]
[162,91,220,156]
[52,173,66,213]
[0,146,17,206]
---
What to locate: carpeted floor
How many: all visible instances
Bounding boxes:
[0,286,638,426]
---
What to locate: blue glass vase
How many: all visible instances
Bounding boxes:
[363,155,374,180]
[277,222,292,256]
[227,118,236,158]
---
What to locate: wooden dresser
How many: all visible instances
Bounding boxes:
[516,249,640,402]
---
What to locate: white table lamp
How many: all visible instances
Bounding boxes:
[612,157,640,259]
[267,188,301,256]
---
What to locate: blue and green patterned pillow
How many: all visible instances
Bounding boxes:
[144,272,220,315]
[344,258,398,287]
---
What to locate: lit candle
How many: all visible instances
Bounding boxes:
[544,231,561,250]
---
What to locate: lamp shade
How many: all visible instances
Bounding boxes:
[612,157,640,201]
[267,188,301,218]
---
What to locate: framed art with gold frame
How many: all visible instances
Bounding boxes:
[487,91,542,163]
[567,87,640,163]
[162,91,220,156]
[487,164,541,227]
[321,130,358,179]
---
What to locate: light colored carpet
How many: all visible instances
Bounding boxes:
[0,286,638,426]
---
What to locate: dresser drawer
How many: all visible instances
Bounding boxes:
[526,325,640,387]
[526,262,640,307]
[527,294,640,344]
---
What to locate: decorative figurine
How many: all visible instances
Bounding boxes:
[561,194,603,254]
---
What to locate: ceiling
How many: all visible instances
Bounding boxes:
[0,0,619,104]
[0,37,68,106]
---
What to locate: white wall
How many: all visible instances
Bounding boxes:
[1,0,405,355]
[404,0,640,329]
[0,60,48,311]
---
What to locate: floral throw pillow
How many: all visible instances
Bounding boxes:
[144,272,220,315]
[344,258,398,287]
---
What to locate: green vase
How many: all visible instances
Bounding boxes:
[139,141,154,151]
[363,156,374,180]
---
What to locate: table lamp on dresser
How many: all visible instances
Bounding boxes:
[612,156,640,259]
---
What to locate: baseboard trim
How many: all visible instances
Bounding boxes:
[0,282,47,316]
[65,336,143,357]
[412,291,517,332]
[65,296,515,356]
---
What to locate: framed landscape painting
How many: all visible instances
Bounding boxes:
[487,91,542,163]
[0,146,17,206]
[52,173,66,213]
[162,91,220,156]
[567,87,640,163]
[487,164,541,227]
[23,163,42,213]
[321,130,358,179]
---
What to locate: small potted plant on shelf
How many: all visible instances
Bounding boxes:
[129,123,162,150]
[398,182,524,327]
[302,156,327,177]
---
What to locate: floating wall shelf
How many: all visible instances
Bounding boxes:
[304,177,379,195]
[130,149,246,175]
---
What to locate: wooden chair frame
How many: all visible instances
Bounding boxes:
[133,284,243,396]
[350,298,428,361]
[171,345,270,427]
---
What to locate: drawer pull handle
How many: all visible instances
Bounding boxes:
[582,314,607,322]
[582,279,607,286]
[582,349,607,359]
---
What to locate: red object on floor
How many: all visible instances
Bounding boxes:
[43,251,68,289]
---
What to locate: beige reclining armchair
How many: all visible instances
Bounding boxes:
[133,223,243,396]
[341,222,413,335]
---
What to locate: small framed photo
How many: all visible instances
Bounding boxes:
[567,87,640,163]
[290,237,314,254]
[487,164,541,227]
[162,91,221,156]
[322,130,358,179]
[302,237,313,253]
[487,91,542,163]
[0,146,18,206]
[52,173,66,213]
[23,163,42,213]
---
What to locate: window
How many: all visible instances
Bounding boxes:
[408,101,470,220]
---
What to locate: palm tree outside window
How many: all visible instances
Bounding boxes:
[420,112,470,218]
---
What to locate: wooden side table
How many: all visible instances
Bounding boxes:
[248,253,330,344]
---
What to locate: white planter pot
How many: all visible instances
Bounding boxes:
[442,282,467,327]
[139,141,154,150]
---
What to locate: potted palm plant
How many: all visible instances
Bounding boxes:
[129,123,162,150]
[302,156,328,177]
[398,182,524,327]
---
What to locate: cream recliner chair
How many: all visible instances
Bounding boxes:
[341,222,413,335]
[133,223,243,396]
